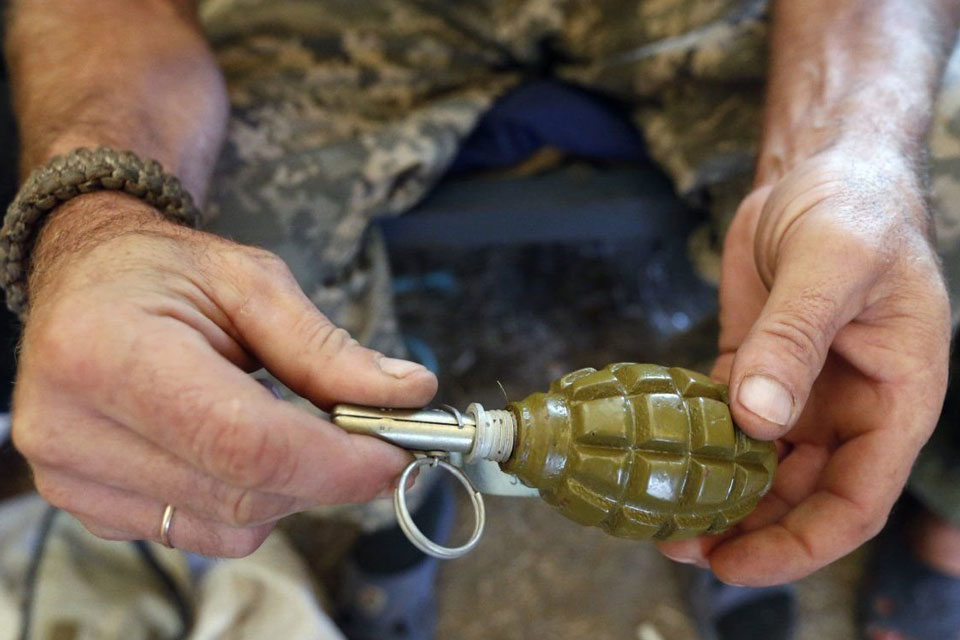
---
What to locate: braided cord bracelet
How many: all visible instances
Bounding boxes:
[0,147,202,317]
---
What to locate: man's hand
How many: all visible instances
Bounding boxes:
[658,147,951,585]
[12,192,438,557]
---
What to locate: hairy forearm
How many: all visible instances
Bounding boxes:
[4,0,228,202]
[757,0,960,184]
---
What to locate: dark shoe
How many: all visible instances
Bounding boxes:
[857,499,960,640]
[681,566,797,640]
[334,479,455,640]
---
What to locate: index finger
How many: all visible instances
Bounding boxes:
[90,317,412,503]
[704,425,913,586]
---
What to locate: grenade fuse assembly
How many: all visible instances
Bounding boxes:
[332,363,777,559]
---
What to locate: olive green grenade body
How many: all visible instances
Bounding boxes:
[501,363,777,541]
[332,362,778,549]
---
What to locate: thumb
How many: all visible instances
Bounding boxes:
[728,237,872,439]
[218,251,438,409]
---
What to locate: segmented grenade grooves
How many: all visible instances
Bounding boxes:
[501,363,777,541]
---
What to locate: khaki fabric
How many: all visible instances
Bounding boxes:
[0,494,344,640]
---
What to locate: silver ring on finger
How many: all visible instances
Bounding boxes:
[159,504,176,548]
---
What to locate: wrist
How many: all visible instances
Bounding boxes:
[756,125,926,193]
[2,147,203,317]
[757,0,952,186]
[28,192,177,307]
[35,190,170,251]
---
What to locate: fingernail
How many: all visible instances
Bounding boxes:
[739,375,793,426]
[378,357,427,378]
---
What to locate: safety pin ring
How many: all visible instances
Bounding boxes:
[394,457,485,559]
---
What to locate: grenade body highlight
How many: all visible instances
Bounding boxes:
[501,363,777,541]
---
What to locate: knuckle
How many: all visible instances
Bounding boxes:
[223,488,257,527]
[13,417,80,471]
[10,415,46,461]
[229,530,270,558]
[26,308,105,390]
[34,473,75,512]
[82,521,133,542]
[846,511,884,546]
[220,488,298,527]
[759,318,822,370]
[760,293,838,368]
[209,526,272,559]
[194,398,290,489]
[28,439,73,470]
[245,247,295,283]
[298,317,351,360]
[829,487,889,544]
[219,247,298,316]
[289,318,356,395]
[862,514,887,541]
[858,502,891,541]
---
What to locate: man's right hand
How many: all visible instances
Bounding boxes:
[11,191,438,557]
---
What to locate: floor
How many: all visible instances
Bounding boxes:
[435,494,863,640]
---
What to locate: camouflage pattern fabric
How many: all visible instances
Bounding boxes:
[196,0,768,355]
[196,0,960,525]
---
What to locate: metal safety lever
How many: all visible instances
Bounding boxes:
[330,404,477,453]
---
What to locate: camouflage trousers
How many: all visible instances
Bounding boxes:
[197,0,960,524]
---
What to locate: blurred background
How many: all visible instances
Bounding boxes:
[0,13,28,500]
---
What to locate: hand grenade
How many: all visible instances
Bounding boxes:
[332,363,777,558]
